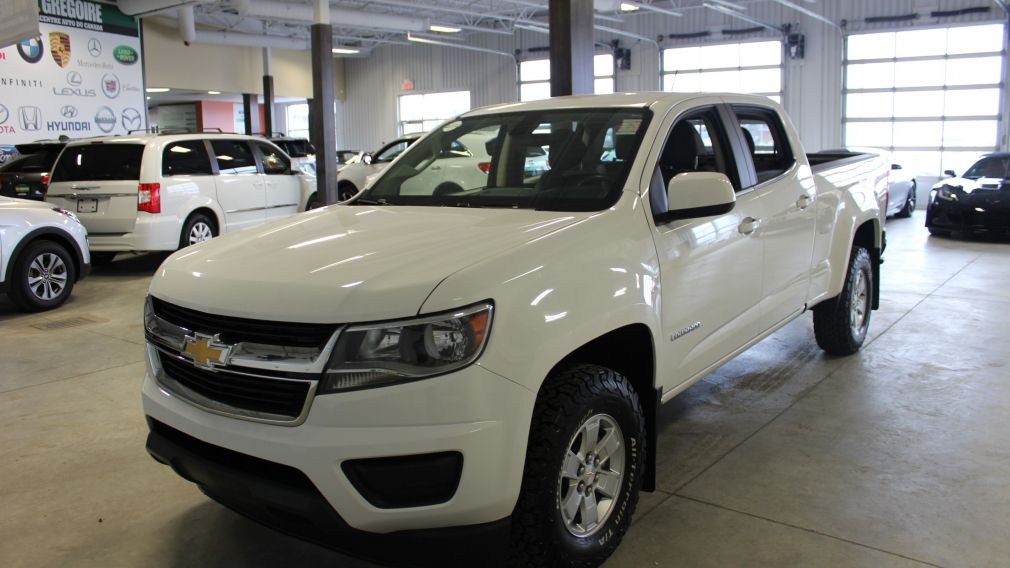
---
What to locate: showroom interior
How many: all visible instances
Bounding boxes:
[1,0,1010,566]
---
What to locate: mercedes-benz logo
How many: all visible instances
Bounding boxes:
[61,105,79,119]
[121,107,142,131]
[88,38,102,57]
[0,105,8,125]
[67,71,83,86]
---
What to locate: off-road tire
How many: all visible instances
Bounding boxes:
[813,246,873,355]
[510,364,645,568]
[10,240,76,312]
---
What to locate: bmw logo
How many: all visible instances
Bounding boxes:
[17,36,44,64]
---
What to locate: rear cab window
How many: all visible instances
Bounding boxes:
[51,144,144,182]
[162,141,213,176]
[732,106,796,186]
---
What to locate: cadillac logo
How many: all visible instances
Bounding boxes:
[17,37,44,64]
[181,333,233,370]
[49,32,71,68]
[121,107,142,130]
[101,73,121,99]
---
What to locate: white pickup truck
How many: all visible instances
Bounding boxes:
[142,93,887,567]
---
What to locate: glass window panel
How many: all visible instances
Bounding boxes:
[893,121,943,147]
[846,62,894,89]
[399,94,424,122]
[891,150,941,176]
[440,91,471,118]
[520,59,550,82]
[699,43,740,68]
[846,92,894,118]
[594,77,614,95]
[699,69,740,92]
[845,122,893,147]
[942,151,986,177]
[944,88,1001,117]
[947,24,1005,55]
[894,28,947,58]
[738,68,781,93]
[422,119,443,131]
[401,122,424,134]
[594,54,614,77]
[893,59,946,88]
[663,71,700,92]
[946,56,1002,86]
[942,120,998,147]
[520,81,550,102]
[847,32,895,61]
[663,46,701,71]
[893,90,944,117]
[740,41,782,67]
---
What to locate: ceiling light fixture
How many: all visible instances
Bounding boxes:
[331,47,360,54]
[429,24,461,33]
[620,2,639,11]
[146,87,170,93]
[207,90,221,95]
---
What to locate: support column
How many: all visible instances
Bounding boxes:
[262,47,275,135]
[242,93,259,135]
[310,0,337,205]
[548,0,594,97]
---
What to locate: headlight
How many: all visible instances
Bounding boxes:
[53,207,79,221]
[937,185,960,201]
[320,302,493,393]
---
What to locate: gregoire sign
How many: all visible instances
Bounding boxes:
[0,0,146,150]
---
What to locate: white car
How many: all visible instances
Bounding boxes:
[0,196,90,311]
[142,93,887,566]
[330,133,422,203]
[45,133,312,263]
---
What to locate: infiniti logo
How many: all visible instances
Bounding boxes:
[88,38,102,57]
[67,71,83,86]
[19,106,41,131]
[61,105,79,119]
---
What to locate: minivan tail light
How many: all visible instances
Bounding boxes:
[138,183,161,213]
[477,161,492,173]
[40,172,50,188]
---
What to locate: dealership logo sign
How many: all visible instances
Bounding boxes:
[113,45,137,65]
[49,32,71,68]
[54,71,96,97]
[121,108,142,131]
[94,106,116,133]
[19,107,41,131]
[67,71,83,86]
[17,37,44,64]
[0,105,8,124]
[101,73,121,98]
[61,105,79,119]
[88,38,102,57]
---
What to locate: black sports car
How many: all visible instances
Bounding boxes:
[926,153,1010,236]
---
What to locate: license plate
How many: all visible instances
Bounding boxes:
[15,184,29,195]
[76,198,98,213]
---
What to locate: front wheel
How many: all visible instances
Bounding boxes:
[180,213,217,248]
[510,364,645,567]
[813,246,873,355]
[10,240,77,312]
[338,183,358,202]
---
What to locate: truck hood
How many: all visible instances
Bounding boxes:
[931,176,1006,193]
[149,205,586,323]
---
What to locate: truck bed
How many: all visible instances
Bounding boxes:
[807,150,880,174]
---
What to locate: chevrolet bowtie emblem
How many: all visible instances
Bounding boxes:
[181,333,232,370]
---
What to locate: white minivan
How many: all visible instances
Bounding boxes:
[46,133,311,262]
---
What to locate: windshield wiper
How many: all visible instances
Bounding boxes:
[354,197,389,205]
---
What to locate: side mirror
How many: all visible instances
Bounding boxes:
[943,169,956,178]
[891,164,902,170]
[362,153,373,165]
[654,172,736,224]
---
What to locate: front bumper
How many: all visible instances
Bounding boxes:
[141,346,536,535]
[926,191,1010,234]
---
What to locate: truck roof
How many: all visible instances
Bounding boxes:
[465,92,780,117]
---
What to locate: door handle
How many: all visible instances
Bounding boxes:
[738,217,760,235]
[430,166,441,171]
[796,194,811,210]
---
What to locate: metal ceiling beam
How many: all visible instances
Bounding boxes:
[768,0,839,29]
[405,32,515,58]
[703,2,784,33]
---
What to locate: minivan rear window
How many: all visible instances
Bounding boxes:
[51,144,144,182]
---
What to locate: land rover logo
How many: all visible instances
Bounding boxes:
[61,105,79,119]
[67,71,83,86]
[94,106,116,133]
[121,108,142,131]
[101,73,120,98]
[19,106,41,131]
[113,45,137,65]
[49,32,71,68]
[88,38,102,57]
[0,105,8,125]
[17,37,43,64]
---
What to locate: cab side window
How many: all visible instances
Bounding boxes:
[657,109,738,189]
[162,141,213,176]
[253,142,291,175]
[210,140,257,175]
[734,107,795,185]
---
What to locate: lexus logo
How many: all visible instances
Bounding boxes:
[19,106,41,131]
[0,105,8,125]
[121,107,142,131]
[101,73,120,98]
[88,38,102,57]
[61,105,79,119]
[67,71,83,86]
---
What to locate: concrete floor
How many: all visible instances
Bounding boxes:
[1,211,1008,568]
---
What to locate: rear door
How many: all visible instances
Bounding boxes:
[161,140,217,222]
[251,141,300,219]
[45,142,144,233]
[208,139,265,232]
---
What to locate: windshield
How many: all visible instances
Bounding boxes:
[963,156,1010,180]
[359,108,651,212]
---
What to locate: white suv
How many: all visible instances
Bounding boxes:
[46,133,311,262]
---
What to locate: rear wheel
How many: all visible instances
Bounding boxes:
[306,193,322,210]
[180,213,217,248]
[10,240,76,312]
[510,364,645,567]
[338,183,358,202]
[813,246,873,355]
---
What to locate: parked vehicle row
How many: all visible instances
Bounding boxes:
[926,152,1010,236]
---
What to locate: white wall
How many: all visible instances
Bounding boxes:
[340,0,1007,152]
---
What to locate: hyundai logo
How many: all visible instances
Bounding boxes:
[67,71,83,86]
[61,105,79,119]
[19,106,41,131]
[121,107,142,131]
[0,105,8,125]
[88,38,102,57]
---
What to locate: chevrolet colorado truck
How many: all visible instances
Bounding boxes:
[142,93,887,567]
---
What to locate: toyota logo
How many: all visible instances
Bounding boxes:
[61,105,79,119]
[121,107,142,131]
[67,71,83,86]
[88,38,102,57]
[0,105,8,125]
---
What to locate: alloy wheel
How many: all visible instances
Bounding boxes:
[188,222,214,245]
[557,413,625,538]
[27,252,68,301]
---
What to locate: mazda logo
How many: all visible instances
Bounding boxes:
[121,107,142,131]
[0,105,8,125]
[67,71,83,86]
[61,105,79,119]
[88,38,102,57]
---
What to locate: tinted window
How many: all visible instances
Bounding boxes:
[963,156,1009,179]
[253,142,291,175]
[162,141,213,176]
[734,106,795,185]
[0,154,46,173]
[51,144,144,182]
[210,140,257,174]
[658,109,739,190]
[275,139,314,157]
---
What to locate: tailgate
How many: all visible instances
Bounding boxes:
[46,143,144,233]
